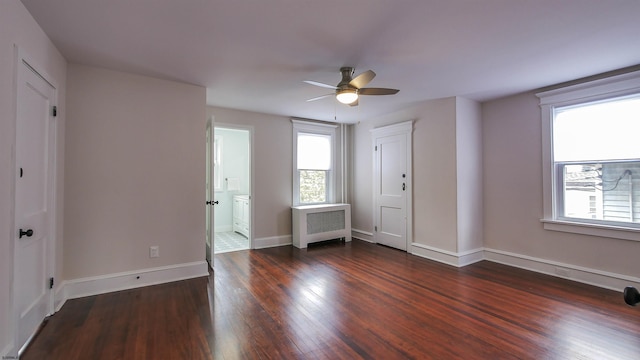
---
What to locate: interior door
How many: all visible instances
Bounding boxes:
[14,58,56,351]
[374,133,408,250]
[205,119,214,268]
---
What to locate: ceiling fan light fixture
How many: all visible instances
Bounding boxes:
[336,89,358,104]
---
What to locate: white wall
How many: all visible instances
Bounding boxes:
[455,97,483,253]
[0,0,67,355]
[64,64,206,279]
[482,91,640,284]
[352,97,461,251]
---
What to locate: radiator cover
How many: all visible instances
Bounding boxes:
[292,203,352,249]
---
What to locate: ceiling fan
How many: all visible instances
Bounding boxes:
[304,67,399,106]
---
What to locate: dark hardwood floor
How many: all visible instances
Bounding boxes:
[22,240,640,359]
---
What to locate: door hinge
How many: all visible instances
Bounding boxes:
[49,277,54,289]
[19,167,23,178]
[52,106,57,117]
[375,145,377,151]
[374,226,377,232]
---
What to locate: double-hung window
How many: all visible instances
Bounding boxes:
[538,71,640,240]
[292,120,336,206]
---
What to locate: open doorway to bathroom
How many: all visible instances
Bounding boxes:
[206,119,252,265]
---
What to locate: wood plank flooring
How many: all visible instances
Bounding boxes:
[22,240,640,359]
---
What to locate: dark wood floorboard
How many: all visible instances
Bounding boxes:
[22,240,640,359]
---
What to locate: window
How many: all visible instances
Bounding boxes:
[292,120,337,206]
[537,71,640,240]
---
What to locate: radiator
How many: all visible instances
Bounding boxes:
[292,203,352,249]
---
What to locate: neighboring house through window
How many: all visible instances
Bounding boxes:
[537,71,640,241]
[292,119,337,206]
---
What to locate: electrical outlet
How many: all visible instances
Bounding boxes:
[150,246,159,258]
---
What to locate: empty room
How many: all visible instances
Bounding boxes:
[2,0,640,359]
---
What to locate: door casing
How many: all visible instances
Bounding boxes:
[12,47,58,356]
[371,121,413,251]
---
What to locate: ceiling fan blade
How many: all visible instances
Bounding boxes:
[349,70,376,89]
[306,93,334,102]
[358,87,399,95]
[303,80,337,89]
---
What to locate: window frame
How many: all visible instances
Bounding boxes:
[537,70,640,241]
[292,119,337,206]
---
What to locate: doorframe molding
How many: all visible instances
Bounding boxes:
[11,46,59,356]
[370,120,413,250]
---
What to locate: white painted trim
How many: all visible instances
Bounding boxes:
[352,228,374,242]
[254,235,292,249]
[484,248,640,291]
[370,120,413,136]
[64,261,208,300]
[410,243,484,267]
[54,282,67,312]
[1,343,15,360]
[12,47,60,355]
[370,120,413,250]
[292,119,338,206]
[541,219,640,242]
[536,70,640,106]
[291,118,339,129]
[536,70,640,240]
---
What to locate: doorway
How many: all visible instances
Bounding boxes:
[206,120,252,263]
[13,51,57,355]
[371,121,413,251]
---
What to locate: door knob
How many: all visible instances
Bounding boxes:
[19,228,33,238]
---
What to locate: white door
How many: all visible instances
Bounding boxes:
[205,119,214,267]
[372,122,412,251]
[14,58,56,351]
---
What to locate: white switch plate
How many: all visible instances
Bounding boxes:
[150,246,159,258]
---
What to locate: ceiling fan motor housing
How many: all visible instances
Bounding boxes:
[338,67,356,89]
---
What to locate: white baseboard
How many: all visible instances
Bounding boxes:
[254,235,292,249]
[484,248,640,292]
[54,282,67,312]
[352,228,374,243]
[1,343,15,360]
[63,261,208,300]
[410,243,484,267]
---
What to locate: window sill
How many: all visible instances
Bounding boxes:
[541,219,640,242]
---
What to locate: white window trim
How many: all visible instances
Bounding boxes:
[292,119,337,206]
[536,70,640,241]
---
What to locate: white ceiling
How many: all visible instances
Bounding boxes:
[21,0,640,123]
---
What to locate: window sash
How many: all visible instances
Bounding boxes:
[292,119,337,206]
[553,95,640,162]
[537,70,640,240]
[298,170,329,204]
[555,160,640,228]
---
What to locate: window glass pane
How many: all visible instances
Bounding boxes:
[299,170,326,203]
[561,161,640,224]
[553,96,640,162]
[298,133,331,170]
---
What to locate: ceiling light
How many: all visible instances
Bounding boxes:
[336,89,358,104]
